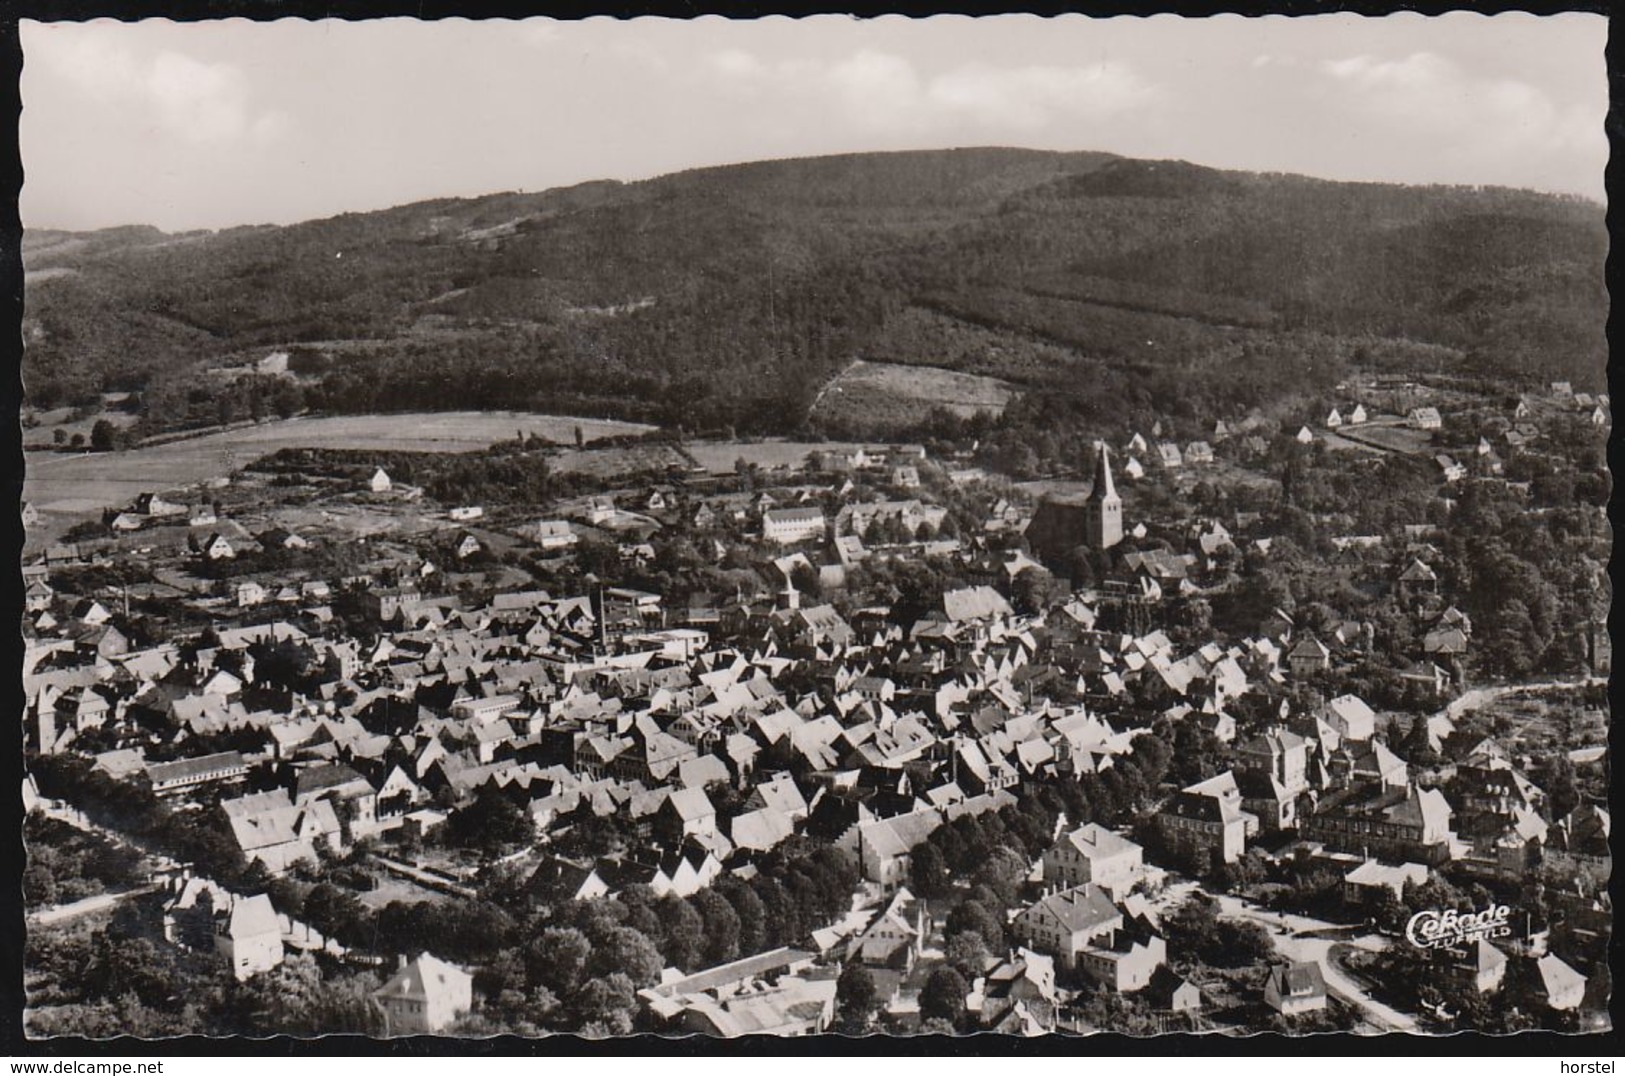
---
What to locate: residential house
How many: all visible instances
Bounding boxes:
[975,949,1058,1033]
[1534,954,1587,1011]
[851,886,931,972]
[197,533,236,560]
[1012,884,1121,972]
[1264,961,1327,1016]
[1398,558,1438,598]
[1073,907,1167,993]
[657,786,719,841]
[1042,823,1150,901]
[1322,694,1376,742]
[1449,940,1507,996]
[1341,859,1429,903]
[1155,771,1251,866]
[375,954,474,1034]
[1302,782,1455,866]
[1287,637,1331,679]
[214,892,284,981]
[531,520,578,550]
[1146,966,1203,1017]
[222,788,344,873]
[1408,407,1442,431]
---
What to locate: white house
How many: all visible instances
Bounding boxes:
[214,893,284,981]
[1264,961,1327,1016]
[1408,407,1442,431]
[762,507,827,545]
[375,953,474,1034]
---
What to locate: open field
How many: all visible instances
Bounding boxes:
[547,442,692,479]
[23,394,141,450]
[685,439,872,475]
[23,411,655,544]
[812,359,1014,429]
[355,871,450,911]
[1331,422,1435,456]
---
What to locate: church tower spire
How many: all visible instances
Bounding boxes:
[1086,441,1123,550]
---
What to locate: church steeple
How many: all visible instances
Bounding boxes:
[1092,441,1118,503]
[1086,441,1123,550]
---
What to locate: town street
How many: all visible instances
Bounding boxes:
[1442,677,1604,721]
[28,882,162,927]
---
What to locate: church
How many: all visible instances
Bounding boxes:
[1024,443,1123,571]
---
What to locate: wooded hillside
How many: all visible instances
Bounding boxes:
[23,149,1605,439]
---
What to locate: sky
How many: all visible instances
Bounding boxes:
[20,13,1608,232]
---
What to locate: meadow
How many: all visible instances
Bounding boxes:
[810,359,1013,431]
[23,411,654,542]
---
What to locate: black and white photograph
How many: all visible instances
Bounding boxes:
[15,11,1612,1043]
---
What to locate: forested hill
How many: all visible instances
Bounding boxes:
[23,148,1606,438]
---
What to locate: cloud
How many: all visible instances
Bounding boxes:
[28,24,286,146]
[927,60,1158,130]
[147,51,253,142]
[1317,50,1599,159]
[518,20,560,47]
[707,47,1157,134]
[707,48,767,79]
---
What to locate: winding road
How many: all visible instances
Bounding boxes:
[1149,881,1418,1033]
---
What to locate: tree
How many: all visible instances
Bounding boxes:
[572,973,636,1034]
[908,843,950,899]
[1212,919,1275,967]
[944,931,992,980]
[447,787,534,854]
[90,419,118,452]
[945,899,1006,954]
[836,962,878,1029]
[584,925,663,988]
[1010,567,1062,616]
[1161,894,1221,963]
[717,878,768,957]
[1542,756,1580,820]
[970,846,1030,910]
[918,967,969,1029]
[655,896,705,972]
[527,927,592,997]
[690,890,741,967]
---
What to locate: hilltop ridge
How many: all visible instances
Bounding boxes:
[23,147,1606,440]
